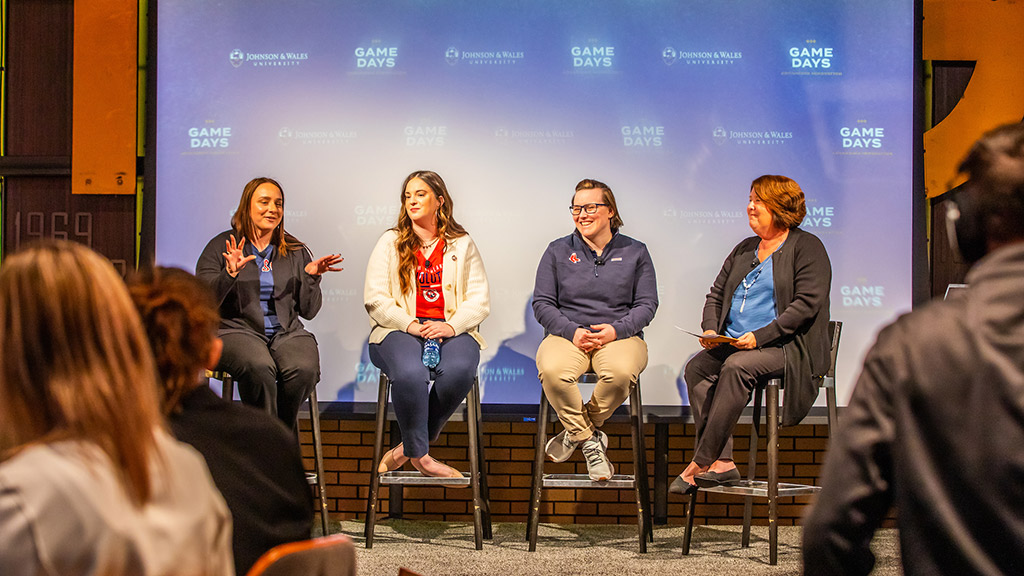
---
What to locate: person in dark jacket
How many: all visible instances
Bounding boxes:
[129,266,313,576]
[533,178,658,482]
[803,122,1024,576]
[196,177,342,429]
[672,175,831,493]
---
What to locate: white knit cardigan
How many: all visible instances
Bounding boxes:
[364,229,490,348]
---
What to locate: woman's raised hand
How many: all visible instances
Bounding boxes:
[222,235,256,278]
[305,253,344,276]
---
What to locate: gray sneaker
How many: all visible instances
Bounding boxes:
[582,433,614,481]
[545,429,607,463]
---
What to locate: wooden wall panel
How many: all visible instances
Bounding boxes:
[2,0,135,267]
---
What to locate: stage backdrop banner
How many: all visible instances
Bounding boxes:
[155,0,916,409]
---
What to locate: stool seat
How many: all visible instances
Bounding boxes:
[379,471,471,487]
[527,374,653,552]
[364,373,492,550]
[538,474,639,489]
[210,371,330,536]
[681,320,843,565]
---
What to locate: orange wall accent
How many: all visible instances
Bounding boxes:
[72,0,137,195]
[923,0,1024,197]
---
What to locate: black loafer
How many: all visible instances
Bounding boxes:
[694,468,741,488]
[669,475,698,495]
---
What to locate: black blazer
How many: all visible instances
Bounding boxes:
[170,386,313,575]
[701,227,832,425]
[197,230,322,340]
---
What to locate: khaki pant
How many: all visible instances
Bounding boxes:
[535,334,648,442]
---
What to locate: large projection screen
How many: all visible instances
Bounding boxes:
[154,0,917,410]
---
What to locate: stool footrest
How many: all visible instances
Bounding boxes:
[541,473,637,488]
[698,480,821,498]
[379,471,471,487]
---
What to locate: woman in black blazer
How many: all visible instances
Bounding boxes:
[196,177,342,429]
[673,175,831,493]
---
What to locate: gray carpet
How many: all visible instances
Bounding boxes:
[333,520,903,575]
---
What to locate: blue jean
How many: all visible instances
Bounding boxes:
[368,331,480,458]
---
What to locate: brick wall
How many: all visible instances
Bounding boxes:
[300,416,844,526]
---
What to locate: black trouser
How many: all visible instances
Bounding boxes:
[684,345,785,467]
[218,330,320,431]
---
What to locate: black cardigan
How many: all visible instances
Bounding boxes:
[196,230,322,340]
[701,227,832,425]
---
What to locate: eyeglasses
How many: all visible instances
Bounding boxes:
[569,203,608,215]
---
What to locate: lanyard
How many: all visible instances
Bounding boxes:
[740,259,769,313]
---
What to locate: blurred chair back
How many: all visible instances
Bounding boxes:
[246,534,355,576]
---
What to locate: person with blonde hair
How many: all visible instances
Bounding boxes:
[129,266,312,576]
[0,240,232,576]
[365,170,490,478]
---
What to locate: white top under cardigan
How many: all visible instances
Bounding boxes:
[364,229,490,348]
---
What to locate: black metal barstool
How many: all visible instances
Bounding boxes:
[681,320,843,564]
[526,373,653,552]
[213,371,330,536]
[364,372,492,549]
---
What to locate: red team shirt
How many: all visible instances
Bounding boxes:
[415,238,446,320]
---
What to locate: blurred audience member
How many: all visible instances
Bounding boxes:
[804,122,1024,575]
[130,266,313,575]
[0,241,232,576]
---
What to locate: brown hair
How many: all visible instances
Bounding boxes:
[392,170,467,296]
[0,240,163,505]
[573,179,624,231]
[750,174,806,229]
[129,267,220,416]
[230,176,305,255]
[957,122,1024,243]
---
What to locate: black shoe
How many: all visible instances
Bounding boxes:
[693,467,741,488]
[669,475,698,495]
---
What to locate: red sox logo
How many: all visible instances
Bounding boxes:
[569,252,580,263]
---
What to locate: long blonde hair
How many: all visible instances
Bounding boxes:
[393,170,467,295]
[0,241,163,505]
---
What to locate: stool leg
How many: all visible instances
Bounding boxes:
[222,374,235,401]
[527,392,550,551]
[308,385,330,535]
[742,386,763,548]
[474,379,493,540]
[682,490,697,556]
[826,385,839,438]
[633,384,653,543]
[467,380,484,550]
[628,384,647,553]
[767,380,780,566]
[364,374,390,547]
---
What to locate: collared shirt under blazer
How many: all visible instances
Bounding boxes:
[364,229,490,348]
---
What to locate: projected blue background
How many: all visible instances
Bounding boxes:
[156,0,915,407]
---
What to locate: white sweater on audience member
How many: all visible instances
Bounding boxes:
[0,429,233,576]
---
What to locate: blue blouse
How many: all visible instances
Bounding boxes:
[724,254,777,338]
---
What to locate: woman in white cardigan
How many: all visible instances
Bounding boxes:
[364,170,490,478]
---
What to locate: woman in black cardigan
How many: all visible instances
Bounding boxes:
[196,177,342,429]
[672,175,831,493]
